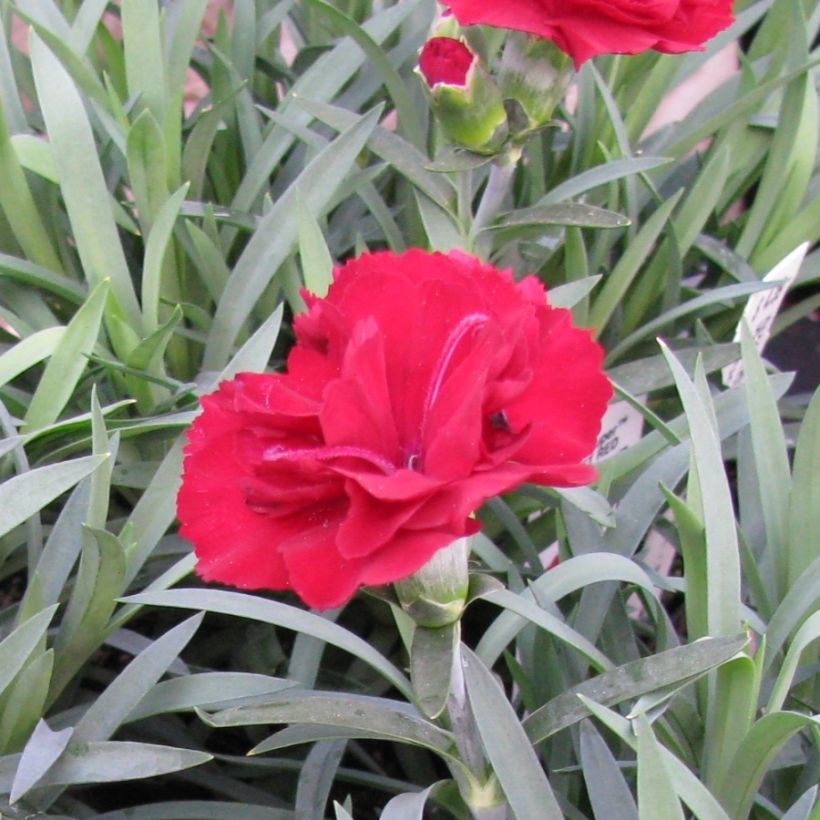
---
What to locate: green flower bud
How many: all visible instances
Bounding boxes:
[394,537,470,628]
[418,37,508,154]
[500,32,575,131]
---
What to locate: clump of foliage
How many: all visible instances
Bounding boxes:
[0,0,817,817]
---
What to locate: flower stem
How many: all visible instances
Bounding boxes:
[446,643,508,819]
[472,158,516,237]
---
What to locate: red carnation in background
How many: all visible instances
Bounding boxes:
[440,0,735,66]
[178,250,611,609]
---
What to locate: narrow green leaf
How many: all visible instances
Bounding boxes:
[703,652,758,792]
[301,0,424,148]
[334,802,355,820]
[590,192,682,332]
[660,344,741,636]
[381,784,440,820]
[523,635,747,744]
[480,588,613,672]
[29,34,142,333]
[663,56,820,161]
[411,624,458,719]
[782,786,818,820]
[579,720,639,820]
[204,108,380,369]
[606,280,772,362]
[122,0,166,120]
[493,203,630,231]
[764,554,820,673]
[0,14,26,134]
[126,109,170,236]
[635,714,685,820]
[295,740,346,820]
[477,553,663,666]
[608,343,740,396]
[787,387,820,587]
[23,280,109,431]
[672,146,731,255]
[662,486,708,641]
[210,303,284,386]
[0,327,66,390]
[67,0,110,53]
[9,719,73,803]
[741,322,792,598]
[141,185,189,332]
[0,251,85,302]
[298,198,334,298]
[203,692,454,758]
[738,7,812,261]
[126,306,183,372]
[0,649,53,754]
[539,156,671,205]
[721,712,820,820]
[229,0,424,216]
[415,192,466,251]
[75,614,204,743]
[0,97,62,271]
[581,698,730,820]
[127,672,296,722]
[298,98,455,211]
[51,528,127,700]
[17,482,90,624]
[1,741,212,795]
[122,589,412,699]
[11,133,58,183]
[166,0,209,93]
[548,276,603,309]
[0,607,59,701]
[462,646,563,819]
[120,438,185,586]
[95,802,293,820]
[183,221,231,301]
[767,610,820,713]
[0,456,105,540]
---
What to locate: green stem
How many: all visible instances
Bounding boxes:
[472,158,516,237]
[447,643,508,819]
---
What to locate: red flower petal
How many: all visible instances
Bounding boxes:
[441,0,735,65]
[418,36,476,87]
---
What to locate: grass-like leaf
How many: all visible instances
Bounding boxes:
[462,646,563,819]
[204,108,380,369]
[23,280,109,431]
[29,34,142,337]
[123,589,413,699]
[523,635,746,743]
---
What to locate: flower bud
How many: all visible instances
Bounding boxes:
[499,32,574,130]
[418,37,508,154]
[394,537,470,628]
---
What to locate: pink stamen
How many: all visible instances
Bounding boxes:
[416,312,489,461]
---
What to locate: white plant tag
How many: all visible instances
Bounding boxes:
[722,242,809,388]
[591,398,645,463]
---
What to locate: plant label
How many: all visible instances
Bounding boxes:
[723,242,809,387]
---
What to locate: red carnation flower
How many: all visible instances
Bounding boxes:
[441,0,735,67]
[177,250,611,609]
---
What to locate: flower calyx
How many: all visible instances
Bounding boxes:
[500,32,574,132]
[394,537,471,628]
[417,37,508,155]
